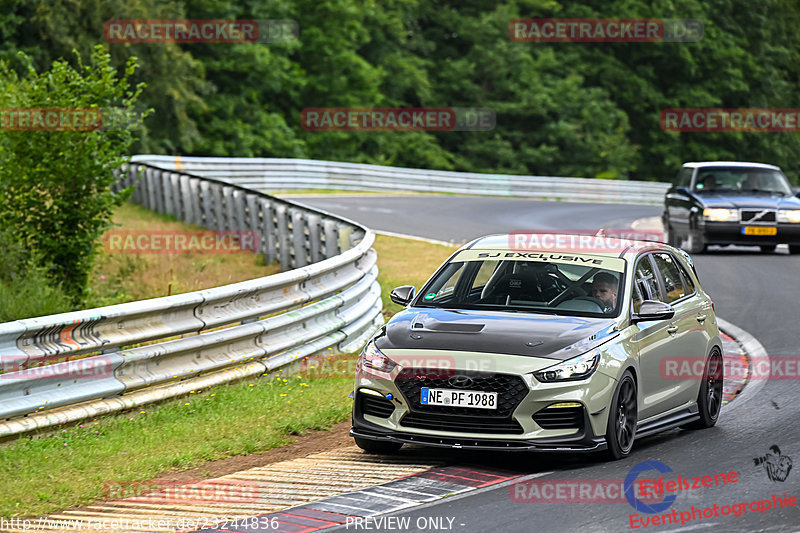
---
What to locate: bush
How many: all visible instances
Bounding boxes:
[0,45,148,304]
[0,232,72,321]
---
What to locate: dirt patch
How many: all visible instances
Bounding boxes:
[152,421,354,482]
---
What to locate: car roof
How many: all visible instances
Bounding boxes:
[682,161,781,170]
[462,233,664,260]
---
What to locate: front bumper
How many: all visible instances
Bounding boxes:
[352,409,606,452]
[351,358,617,453]
[702,222,800,245]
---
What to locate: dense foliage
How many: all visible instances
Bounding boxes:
[0,46,147,303]
[2,0,798,182]
[1,1,799,182]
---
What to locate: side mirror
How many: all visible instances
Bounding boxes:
[674,186,691,196]
[793,187,800,198]
[390,285,416,306]
[631,300,675,323]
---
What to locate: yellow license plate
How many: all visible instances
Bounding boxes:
[742,226,777,236]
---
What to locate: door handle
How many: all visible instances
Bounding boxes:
[696,314,706,323]
[667,325,679,335]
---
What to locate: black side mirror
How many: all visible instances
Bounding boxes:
[390,285,416,306]
[631,300,675,323]
[674,186,691,196]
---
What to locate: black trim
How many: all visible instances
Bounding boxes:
[635,404,700,438]
[352,403,605,452]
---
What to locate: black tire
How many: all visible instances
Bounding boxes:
[683,350,723,430]
[606,371,637,460]
[354,436,403,454]
[664,221,679,247]
[789,245,800,255]
[686,229,707,254]
[760,245,777,253]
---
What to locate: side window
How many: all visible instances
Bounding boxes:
[424,263,465,302]
[471,260,500,292]
[653,253,687,303]
[676,261,696,295]
[632,256,661,312]
[675,167,692,188]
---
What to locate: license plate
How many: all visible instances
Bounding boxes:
[420,388,498,409]
[742,226,777,236]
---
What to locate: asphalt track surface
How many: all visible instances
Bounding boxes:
[290,195,800,533]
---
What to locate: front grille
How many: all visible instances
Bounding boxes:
[740,209,776,223]
[395,369,529,417]
[358,393,394,418]
[533,406,584,430]
[401,412,524,434]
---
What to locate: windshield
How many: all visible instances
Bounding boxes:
[416,250,626,318]
[694,167,792,195]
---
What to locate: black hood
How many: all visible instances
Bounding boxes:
[374,307,618,361]
[699,193,800,210]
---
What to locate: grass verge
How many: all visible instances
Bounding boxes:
[0,216,456,518]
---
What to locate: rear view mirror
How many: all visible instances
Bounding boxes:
[390,285,416,306]
[632,300,675,323]
[674,186,691,196]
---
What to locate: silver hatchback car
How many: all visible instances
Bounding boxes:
[351,234,723,459]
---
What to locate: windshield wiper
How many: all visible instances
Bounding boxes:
[741,188,786,196]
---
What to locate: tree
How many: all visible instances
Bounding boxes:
[0,45,149,301]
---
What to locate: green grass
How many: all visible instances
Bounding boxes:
[0,371,353,518]
[0,216,457,519]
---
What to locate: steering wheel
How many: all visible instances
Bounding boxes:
[571,296,607,309]
[548,285,588,307]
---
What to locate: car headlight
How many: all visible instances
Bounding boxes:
[533,349,601,382]
[777,210,800,223]
[703,208,739,222]
[359,340,397,373]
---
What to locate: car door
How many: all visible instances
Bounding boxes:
[665,167,695,235]
[653,252,711,405]
[629,253,676,420]
[651,252,713,407]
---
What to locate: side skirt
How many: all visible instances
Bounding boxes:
[635,403,699,439]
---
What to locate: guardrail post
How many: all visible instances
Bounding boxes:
[307,214,322,263]
[291,209,308,268]
[179,175,194,224]
[323,219,339,257]
[165,173,179,217]
[199,180,213,228]
[275,204,290,270]
[259,198,277,265]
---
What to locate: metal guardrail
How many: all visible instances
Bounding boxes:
[0,163,383,436]
[132,155,670,205]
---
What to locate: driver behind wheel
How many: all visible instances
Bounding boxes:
[592,272,618,313]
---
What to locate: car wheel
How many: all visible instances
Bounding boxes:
[789,245,800,254]
[664,222,679,247]
[760,245,777,253]
[686,229,706,254]
[354,436,403,454]
[683,350,723,430]
[606,371,637,460]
